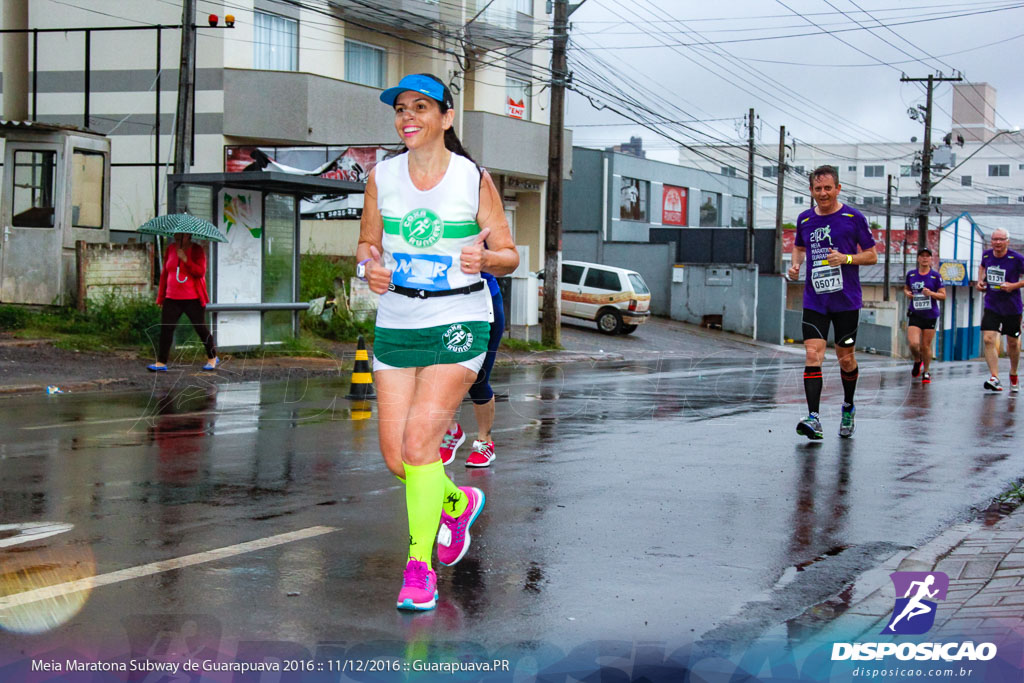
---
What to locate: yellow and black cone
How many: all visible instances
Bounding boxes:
[346,335,376,400]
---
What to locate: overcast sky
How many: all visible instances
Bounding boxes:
[562,0,1024,163]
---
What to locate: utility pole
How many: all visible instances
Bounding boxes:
[901,72,961,250]
[746,107,755,264]
[541,0,572,347]
[774,125,785,274]
[884,173,894,301]
[173,0,197,175]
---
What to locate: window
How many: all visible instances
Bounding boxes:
[263,193,297,342]
[562,264,584,285]
[619,177,648,221]
[345,40,386,88]
[794,196,804,205]
[627,273,649,294]
[762,165,778,178]
[254,11,297,71]
[761,195,776,209]
[1019,164,1024,170]
[961,175,972,187]
[989,164,1010,177]
[848,165,857,172]
[863,196,885,206]
[988,196,1010,204]
[730,199,746,227]
[699,192,721,227]
[931,196,942,205]
[584,268,621,291]
[899,196,917,205]
[720,166,737,177]
[505,77,530,119]
[1018,196,1024,203]
[71,150,104,228]
[864,165,884,178]
[901,164,921,177]
[794,165,805,176]
[12,150,56,227]
[516,0,532,14]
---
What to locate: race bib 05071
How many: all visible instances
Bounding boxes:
[811,265,843,294]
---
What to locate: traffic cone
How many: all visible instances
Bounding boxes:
[346,335,376,400]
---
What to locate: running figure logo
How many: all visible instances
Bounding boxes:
[809,225,833,247]
[882,571,948,634]
[442,324,474,354]
[400,208,444,248]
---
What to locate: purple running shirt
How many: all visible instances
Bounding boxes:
[905,269,942,319]
[981,249,1024,316]
[795,204,876,314]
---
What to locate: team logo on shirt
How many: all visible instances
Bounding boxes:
[442,324,474,353]
[810,225,833,247]
[400,208,444,248]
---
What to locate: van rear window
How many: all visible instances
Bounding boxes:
[628,273,650,294]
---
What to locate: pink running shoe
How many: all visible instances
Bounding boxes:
[439,424,465,466]
[396,559,438,611]
[465,440,495,468]
[436,486,485,566]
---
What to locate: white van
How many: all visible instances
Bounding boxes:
[537,261,651,335]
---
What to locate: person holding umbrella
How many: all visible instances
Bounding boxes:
[141,215,222,372]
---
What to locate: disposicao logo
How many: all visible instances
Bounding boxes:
[883,571,948,635]
[831,571,998,663]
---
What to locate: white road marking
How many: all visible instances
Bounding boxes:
[0,526,338,611]
[0,522,74,548]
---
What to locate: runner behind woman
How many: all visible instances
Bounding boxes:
[356,73,518,610]
[440,270,504,468]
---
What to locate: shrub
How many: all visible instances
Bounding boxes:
[0,305,30,330]
[300,253,375,342]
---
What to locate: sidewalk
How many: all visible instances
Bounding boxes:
[803,505,1024,645]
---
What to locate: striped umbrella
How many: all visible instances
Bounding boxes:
[138,213,228,243]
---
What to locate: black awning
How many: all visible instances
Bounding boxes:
[167,171,365,195]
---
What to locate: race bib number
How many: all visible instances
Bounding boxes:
[811,265,843,294]
[912,294,932,311]
[392,253,453,291]
[987,266,1006,289]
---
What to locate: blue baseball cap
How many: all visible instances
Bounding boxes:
[379,74,454,109]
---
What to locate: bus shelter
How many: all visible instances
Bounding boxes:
[167,172,364,350]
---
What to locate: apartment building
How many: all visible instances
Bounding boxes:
[1,0,562,272]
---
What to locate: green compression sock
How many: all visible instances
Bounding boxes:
[403,460,445,569]
[397,473,466,518]
[442,474,467,518]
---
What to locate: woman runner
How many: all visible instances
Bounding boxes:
[356,73,518,610]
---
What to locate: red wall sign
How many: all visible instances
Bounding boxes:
[662,185,688,226]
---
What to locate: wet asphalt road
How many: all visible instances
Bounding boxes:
[0,349,1022,670]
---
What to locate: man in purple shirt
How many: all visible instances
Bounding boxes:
[788,165,878,439]
[903,248,945,384]
[977,228,1023,393]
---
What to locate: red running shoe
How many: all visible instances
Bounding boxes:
[439,424,465,466]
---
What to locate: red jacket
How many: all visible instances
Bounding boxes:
[157,243,210,306]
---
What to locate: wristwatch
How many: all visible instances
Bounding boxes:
[356,258,371,282]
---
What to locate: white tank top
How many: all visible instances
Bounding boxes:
[375,152,492,329]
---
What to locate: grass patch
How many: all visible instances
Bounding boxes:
[997,480,1024,505]
[500,337,563,352]
[3,296,161,353]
